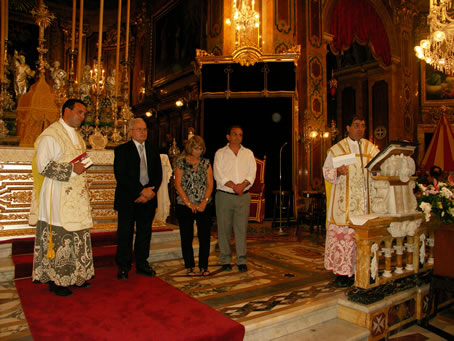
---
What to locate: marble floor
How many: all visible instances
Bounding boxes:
[0,224,453,340]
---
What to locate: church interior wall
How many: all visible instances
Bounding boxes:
[0,0,450,222]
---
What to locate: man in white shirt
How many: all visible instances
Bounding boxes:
[214,125,256,272]
[31,99,94,297]
[323,115,379,287]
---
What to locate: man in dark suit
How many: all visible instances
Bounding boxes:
[114,118,163,280]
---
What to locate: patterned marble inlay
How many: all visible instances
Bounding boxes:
[0,281,31,339]
[1,229,453,340]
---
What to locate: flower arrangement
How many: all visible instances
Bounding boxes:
[416,176,454,223]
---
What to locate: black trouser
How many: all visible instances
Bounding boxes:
[176,204,211,270]
[116,202,156,271]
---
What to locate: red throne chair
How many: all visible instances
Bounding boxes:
[248,156,266,222]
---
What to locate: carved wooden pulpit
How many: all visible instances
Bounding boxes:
[348,141,432,292]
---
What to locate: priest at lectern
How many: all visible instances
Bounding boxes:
[323,115,379,288]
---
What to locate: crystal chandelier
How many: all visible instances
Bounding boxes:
[415,0,454,74]
[229,0,260,48]
[225,0,262,66]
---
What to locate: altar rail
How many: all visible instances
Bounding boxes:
[351,212,434,290]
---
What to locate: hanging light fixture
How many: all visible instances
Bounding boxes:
[225,0,262,66]
[415,0,454,74]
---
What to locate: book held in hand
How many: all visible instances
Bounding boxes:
[70,152,93,168]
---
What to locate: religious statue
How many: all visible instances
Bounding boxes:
[14,52,35,99]
[79,65,94,100]
[188,127,195,140]
[105,69,117,99]
[49,61,67,94]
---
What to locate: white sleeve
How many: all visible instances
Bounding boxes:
[213,150,228,186]
[35,136,63,173]
[245,152,257,188]
[323,151,338,184]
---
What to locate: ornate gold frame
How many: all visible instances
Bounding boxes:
[195,47,301,216]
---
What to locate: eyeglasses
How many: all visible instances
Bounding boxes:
[193,146,203,151]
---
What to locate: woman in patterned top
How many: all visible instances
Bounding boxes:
[174,135,214,276]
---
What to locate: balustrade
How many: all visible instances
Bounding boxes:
[351,212,436,290]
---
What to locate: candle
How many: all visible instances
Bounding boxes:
[0,0,5,83]
[71,0,76,51]
[5,0,7,40]
[97,0,104,88]
[125,0,130,62]
[77,0,84,82]
[115,0,122,98]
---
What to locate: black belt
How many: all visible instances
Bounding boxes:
[218,190,249,196]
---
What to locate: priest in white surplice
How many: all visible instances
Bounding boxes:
[323,115,379,288]
[30,99,94,297]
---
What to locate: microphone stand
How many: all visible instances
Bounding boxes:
[358,139,368,214]
[278,142,288,236]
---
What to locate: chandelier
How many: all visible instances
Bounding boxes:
[415,0,454,74]
[225,0,262,66]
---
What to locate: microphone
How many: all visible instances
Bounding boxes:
[280,141,288,153]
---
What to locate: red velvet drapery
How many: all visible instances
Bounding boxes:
[329,0,391,66]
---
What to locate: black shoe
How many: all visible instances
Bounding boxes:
[221,264,232,272]
[74,281,91,289]
[238,264,248,272]
[333,275,354,288]
[136,265,156,277]
[48,282,73,297]
[117,270,129,280]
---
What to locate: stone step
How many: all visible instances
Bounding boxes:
[270,318,370,341]
[0,229,216,281]
[243,292,345,341]
[0,257,14,283]
[151,229,181,244]
[150,239,217,263]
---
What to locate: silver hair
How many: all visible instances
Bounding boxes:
[128,118,146,131]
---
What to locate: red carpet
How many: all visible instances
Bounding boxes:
[5,229,172,279]
[15,266,245,341]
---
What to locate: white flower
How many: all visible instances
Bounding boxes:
[450,207,454,216]
[419,202,432,222]
[440,186,453,199]
[418,183,427,192]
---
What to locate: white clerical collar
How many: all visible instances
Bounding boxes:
[60,117,75,132]
[59,118,78,144]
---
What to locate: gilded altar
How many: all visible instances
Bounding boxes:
[0,146,172,238]
[0,146,117,237]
